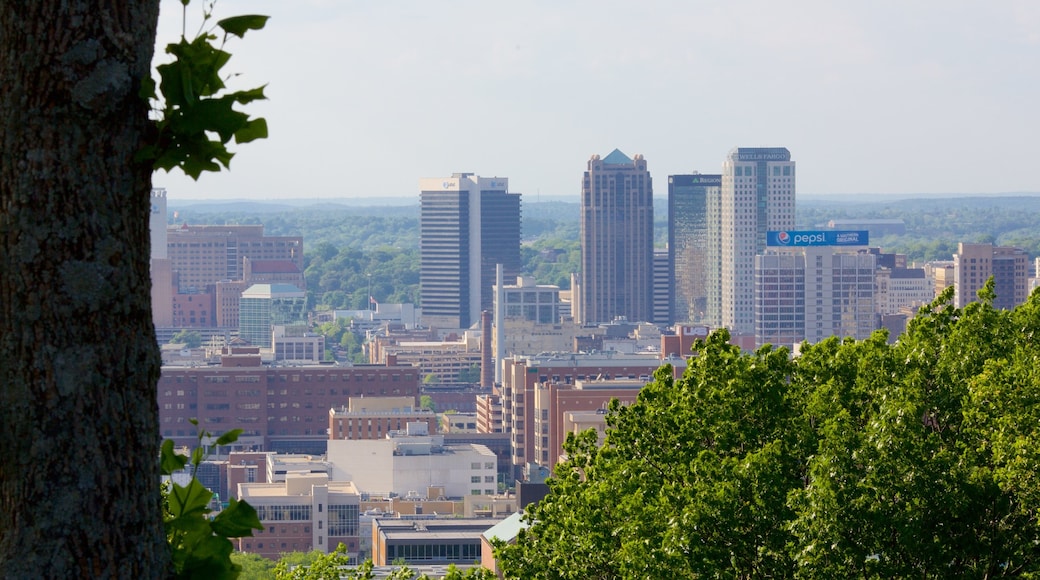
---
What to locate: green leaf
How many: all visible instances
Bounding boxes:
[234,117,268,144]
[161,439,188,476]
[211,498,262,538]
[190,446,205,467]
[214,428,243,446]
[217,15,270,38]
[228,85,267,105]
[169,480,214,519]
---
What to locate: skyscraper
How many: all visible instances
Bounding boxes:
[578,149,653,325]
[668,174,722,324]
[712,147,795,335]
[419,173,521,329]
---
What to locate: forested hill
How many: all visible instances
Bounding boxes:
[167,195,1040,309]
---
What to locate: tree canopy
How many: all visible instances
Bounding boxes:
[497,283,1040,578]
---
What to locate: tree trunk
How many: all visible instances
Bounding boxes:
[0,2,167,577]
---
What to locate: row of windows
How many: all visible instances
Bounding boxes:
[328,504,359,536]
[255,505,311,521]
[385,542,479,562]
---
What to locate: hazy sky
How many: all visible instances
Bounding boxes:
[153,0,1040,201]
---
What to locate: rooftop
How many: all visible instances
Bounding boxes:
[601,148,632,165]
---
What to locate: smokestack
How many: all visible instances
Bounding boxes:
[495,264,505,385]
[480,310,493,388]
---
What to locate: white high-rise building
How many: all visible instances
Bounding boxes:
[419,174,521,330]
[713,148,796,335]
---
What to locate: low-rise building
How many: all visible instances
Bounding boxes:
[329,396,439,440]
[371,519,490,567]
[237,474,361,561]
[327,428,498,499]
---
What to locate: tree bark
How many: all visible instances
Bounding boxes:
[0,1,167,577]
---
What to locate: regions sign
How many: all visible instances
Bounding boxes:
[767,230,869,247]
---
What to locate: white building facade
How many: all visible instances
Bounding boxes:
[715,147,796,335]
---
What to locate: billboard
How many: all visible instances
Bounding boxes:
[766,230,869,247]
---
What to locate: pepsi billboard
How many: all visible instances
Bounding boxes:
[767,230,869,247]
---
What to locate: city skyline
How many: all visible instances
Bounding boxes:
[153,0,1040,201]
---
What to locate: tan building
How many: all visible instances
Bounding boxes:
[329,396,439,440]
[954,243,1029,310]
[924,260,955,298]
[368,329,482,385]
[237,474,361,560]
[371,518,488,567]
[166,224,303,293]
[579,149,654,325]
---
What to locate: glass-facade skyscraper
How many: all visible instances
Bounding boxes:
[668,174,721,324]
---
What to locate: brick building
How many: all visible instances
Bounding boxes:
[159,350,420,453]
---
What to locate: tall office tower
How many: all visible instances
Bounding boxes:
[953,242,1029,309]
[419,173,521,330]
[669,174,722,324]
[717,147,795,335]
[579,149,653,325]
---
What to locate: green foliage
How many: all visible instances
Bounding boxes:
[273,546,493,579]
[497,285,1040,577]
[170,329,204,348]
[419,394,436,412]
[162,422,262,579]
[457,363,481,385]
[230,552,276,580]
[139,0,268,179]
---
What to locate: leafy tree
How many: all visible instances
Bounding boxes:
[171,329,204,348]
[0,1,265,575]
[231,552,277,580]
[497,283,1040,578]
[457,363,481,385]
[420,394,436,412]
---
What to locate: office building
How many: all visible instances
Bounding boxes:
[578,150,654,324]
[371,519,489,567]
[953,243,1029,309]
[238,283,307,348]
[166,224,303,293]
[419,173,521,330]
[653,249,671,325]
[713,147,795,334]
[754,232,875,348]
[496,352,685,475]
[668,174,722,324]
[329,397,439,440]
[326,430,498,499]
[532,378,645,470]
[158,352,420,453]
[237,474,361,560]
